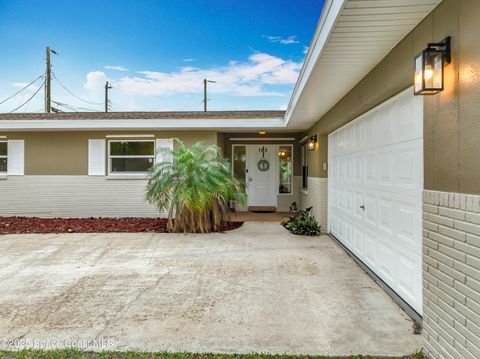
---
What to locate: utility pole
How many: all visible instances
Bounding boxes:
[44,46,58,113]
[203,78,216,112]
[45,47,51,113]
[105,81,113,112]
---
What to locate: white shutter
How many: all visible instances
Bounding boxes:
[88,139,106,176]
[156,138,174,164]
[7,140,24,176]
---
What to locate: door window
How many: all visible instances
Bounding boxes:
[279,145,292,194]
[232,145,246,181]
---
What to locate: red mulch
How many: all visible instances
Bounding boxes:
[0,217,243,234]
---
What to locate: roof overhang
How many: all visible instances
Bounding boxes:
[0,118,286,131]
[285,0,442,130]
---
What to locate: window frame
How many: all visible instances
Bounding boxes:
[107,139,156,176]
[278,144,294,196]
[0,140,7,175]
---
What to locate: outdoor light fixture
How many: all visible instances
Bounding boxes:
[414,36,451,95]
[258,130,266,135]
[308,134,317,151]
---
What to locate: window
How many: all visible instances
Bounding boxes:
[301,143,308,189]
[232,145,246,181]
[279,145,293,194]
[108,140,155,175]
[0,141,7,173]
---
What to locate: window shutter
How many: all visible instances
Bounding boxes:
[88,139,106,176]
[156,138,174,164]
[7,140,24,175]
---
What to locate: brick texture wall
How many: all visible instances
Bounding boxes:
[423,190,480,359]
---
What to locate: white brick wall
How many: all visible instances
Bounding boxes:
[299,177,328,230]
[0,176,167,218]
[423,190,480,359]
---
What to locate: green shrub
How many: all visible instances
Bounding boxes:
[146,140,245,233]
[281,206,321,236]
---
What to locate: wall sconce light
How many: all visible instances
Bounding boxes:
[258,130,266,136]
[414,36,451,95]
[308,134,317,151]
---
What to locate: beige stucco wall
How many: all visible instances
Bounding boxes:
[306,0,480,195]
[0,131,218,175]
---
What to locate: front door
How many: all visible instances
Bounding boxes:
[246,145,277,208]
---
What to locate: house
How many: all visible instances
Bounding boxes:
[1,0,479,357]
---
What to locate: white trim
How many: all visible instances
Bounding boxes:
[106,134,154,138]
[6,139,24,176]
[230,137,296,141]
[0,118,286,131]
[107,139,156,176]
[0,136,6,139]
[285,0,346,126]
[88,139,106,176]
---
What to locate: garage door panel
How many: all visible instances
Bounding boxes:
[378,151,394,186]
[364,194,377,226]
[397,199,421,249]
[365,154,376,184]
[377,109,394,146]
[354,192,364,219]
[379,197,394,234]
[395,140,423,193]
[353,227,364,256]
[396,254,421,311]
[344,221,354,247]
[328,88,423,314]
[364,231,377,269]
[393,95,423,143]
[345,190,354,214]
[354,155,364,182]
[378,242,395,284]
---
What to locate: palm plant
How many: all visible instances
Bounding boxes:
[146,139,245,233]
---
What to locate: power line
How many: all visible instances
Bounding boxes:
[109,101,133,112]
[0,75,44,105]
[51,72,103,106]
[52,100,101,112]
[9,82,45,113]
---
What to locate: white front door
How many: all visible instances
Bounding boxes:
[328,88,424,314]
[246,145,277,208]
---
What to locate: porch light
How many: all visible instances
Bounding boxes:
[308,134,317,151]
[258,130,266,136]
[414,36,451,95]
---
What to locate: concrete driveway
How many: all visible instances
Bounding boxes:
[0,222,421,356]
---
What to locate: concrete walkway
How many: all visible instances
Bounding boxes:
[0,223,422,356]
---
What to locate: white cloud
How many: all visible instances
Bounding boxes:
[278,103,288,110]
[84,71,107,91]
[115,52,302,97]
[263,35,299,45]
[104,65,129,72]
[182,58,196,62]
[303,46,309,54]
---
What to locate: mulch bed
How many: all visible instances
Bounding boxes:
[0,217,243,234]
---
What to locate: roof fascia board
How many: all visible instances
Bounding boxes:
[284,0,346,127]
[0,118,286,131]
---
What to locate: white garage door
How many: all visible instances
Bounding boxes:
[328,88,423,314]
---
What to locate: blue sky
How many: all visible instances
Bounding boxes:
[0,0,324,112]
